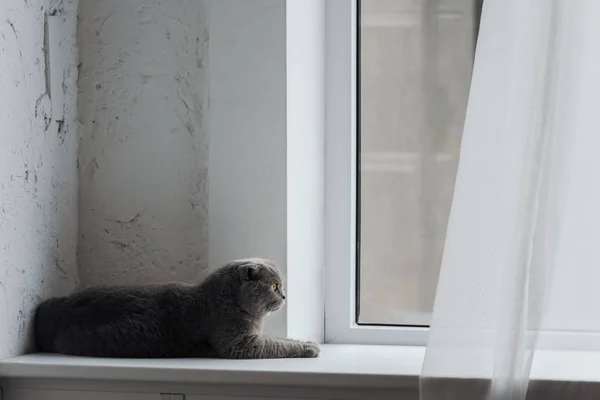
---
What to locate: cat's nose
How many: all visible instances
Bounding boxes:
[281,294,286,300]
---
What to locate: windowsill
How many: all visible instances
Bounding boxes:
[0,345,423,390]
[2,344,600,390]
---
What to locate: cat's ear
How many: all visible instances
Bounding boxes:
[242,264,260,281]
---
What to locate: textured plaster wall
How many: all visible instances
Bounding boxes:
[77,0,210,286]
[0,0,80,358]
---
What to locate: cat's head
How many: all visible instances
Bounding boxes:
[223,258,286,316]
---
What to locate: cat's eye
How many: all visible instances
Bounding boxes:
[270,283,277,291]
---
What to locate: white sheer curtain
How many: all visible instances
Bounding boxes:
[421,0,600,399]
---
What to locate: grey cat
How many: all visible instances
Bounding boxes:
[35,258,320,359]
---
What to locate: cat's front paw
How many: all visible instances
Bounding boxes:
[300,341,321,358]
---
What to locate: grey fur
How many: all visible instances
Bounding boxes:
[35,258,320,359]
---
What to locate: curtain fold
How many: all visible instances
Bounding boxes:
[420,0,583,399]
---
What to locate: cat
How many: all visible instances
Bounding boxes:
[35,258,320,359]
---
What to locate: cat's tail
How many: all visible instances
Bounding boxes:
[34,298,62,353]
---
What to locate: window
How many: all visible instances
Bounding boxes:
[325,0,483,344]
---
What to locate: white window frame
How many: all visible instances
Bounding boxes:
[324,0,428,346]
[322,0,600,352]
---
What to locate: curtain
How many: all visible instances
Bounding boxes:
[420,0,600,398]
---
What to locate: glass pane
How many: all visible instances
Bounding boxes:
[357,0,481,325]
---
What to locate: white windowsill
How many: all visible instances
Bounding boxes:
[2,344,600,390]
[0,345,422,390]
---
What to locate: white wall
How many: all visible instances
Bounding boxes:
[286,0,325,342]
[0,0,80,358]
[0,0,324,356]
[77,0,210,286]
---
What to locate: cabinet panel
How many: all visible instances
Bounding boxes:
[5,389,160,400]
[187,397,313,400]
